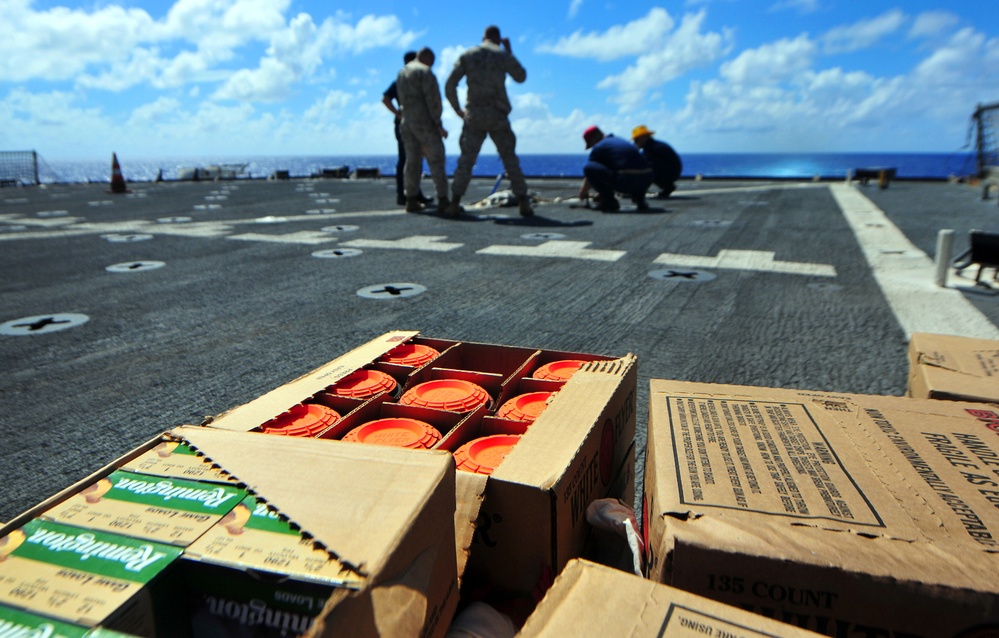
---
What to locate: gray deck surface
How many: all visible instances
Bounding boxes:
[3,176,998,522]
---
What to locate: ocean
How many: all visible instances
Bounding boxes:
[37,152,978,184]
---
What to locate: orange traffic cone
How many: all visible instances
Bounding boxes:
[109,152,129,194]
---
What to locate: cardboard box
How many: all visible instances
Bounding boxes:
[644,379,999,637]
[40,469,248,547]
[519,559,823,636]
[0,604,140,637]
[119,440,231,484]
[0,518,181,635]
[205,331,638,596]
[166,426,461,638]
[907,332,999,403]
[2,426,463,638]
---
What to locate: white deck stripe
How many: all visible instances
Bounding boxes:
[478,240,625,262]
[653,248,835,277]
[829,183,999,339]
[343,235,463,252]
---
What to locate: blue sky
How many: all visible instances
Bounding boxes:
[1,0,996,160]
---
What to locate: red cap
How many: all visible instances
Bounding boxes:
[532,359,587,382]
[400,379,491,413]
[342,418,441,449]
[330,369,397,399]
[497,391,554,423]
[583,126,603,149]
[261,403,340,437]
[453,435,521,475]
[379,343,441,367]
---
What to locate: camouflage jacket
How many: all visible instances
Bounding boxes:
[445,41,526,116]
[396,60,444,126]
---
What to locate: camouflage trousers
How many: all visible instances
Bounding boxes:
[400,118,448,200]
[451,109,528,201]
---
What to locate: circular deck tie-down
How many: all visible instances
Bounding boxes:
[357,283,427,299]
[1,313,90,336]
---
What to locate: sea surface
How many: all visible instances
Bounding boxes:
[34,152,978,184]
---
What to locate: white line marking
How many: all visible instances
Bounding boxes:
[829,183,999,339]
[0,210,404,242]
[342,235,462,252]
[653,249,835,277]
[228,231,337,245]
[478,240,625,262]
[679,183,829,196]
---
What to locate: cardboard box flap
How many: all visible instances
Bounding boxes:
[496,355,636,484]
[454,471,487,581]
[207,330,419,431]
[520,559,825,637]
[171,426,452,580]
[648,379,999,590]
[665,514,999,592]
[908,332,999,402]
[911,333,999,377]
[650,381,999,551]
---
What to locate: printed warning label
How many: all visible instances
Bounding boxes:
[660,604,784,637]
[666,396,882,526]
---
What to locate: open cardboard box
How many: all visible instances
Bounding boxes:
[0,426,466,637]
[907,332,999,403]
[204,331,638,596]
[519,558,823,637]
[644,379,999,637]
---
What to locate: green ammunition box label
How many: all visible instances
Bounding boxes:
[0,604,91,638]
[8,519,181,582]
[104,471,244,515]
[243,496,297,535]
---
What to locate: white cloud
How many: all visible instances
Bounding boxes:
[674,20,999,152]
[568,0,583,19]
[821,9,906,54]
[212,12,418,102]
[158,51,223,89]
[720,34,816,85]
[213,57,294,101]
[304,89,355,123]
[76,49,164,92]
[319,13,418,55]
[535,7,676,61]
[435,45,467,83]
[127,97,184,127]
[598,11,732,111]
[909,11,960,40]
[0,2,156,82]
[1,0,417,107]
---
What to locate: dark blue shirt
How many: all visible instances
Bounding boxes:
[642,137,682,180]
[589,134,648,172]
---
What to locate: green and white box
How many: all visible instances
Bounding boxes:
[42,470,247,547]
[0,519,181,633]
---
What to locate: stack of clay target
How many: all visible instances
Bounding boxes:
[496,391,555,424]
[532,359,588,382]
[378,343,441,367]
[453,435,522,475]
[260,403,340,437]
[341,418,442,449]
[399,379,491,413]
[329,368,398,399]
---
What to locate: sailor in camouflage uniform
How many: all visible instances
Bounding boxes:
[396,47,450,213]
[445,26,533,217]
